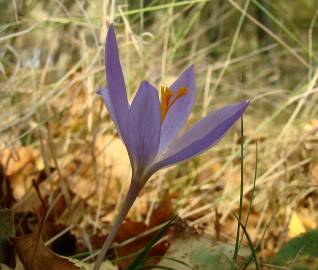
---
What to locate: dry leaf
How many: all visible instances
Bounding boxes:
[197,162,221,183]
[0,147,36,199]
[311,162,318,185]
[299,208,316,230]
[13,230,79,270]
[65,135,131,205]
[288,212,306,238]
[95,135,130,182]
[114,194,173,269]
[0,147,35,176]
[148,194,174,228]
[304,118,318,132]
[92,194,174,269]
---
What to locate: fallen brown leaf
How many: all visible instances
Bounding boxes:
[114,194,173,269]
[148,194,174,228]
[12,180,80,270]
[91,194,174,270]
[0,146,36,199]
[12,229,80,270]
[95,135,130,183]
[0,147,35,176]
[64,135,131,206]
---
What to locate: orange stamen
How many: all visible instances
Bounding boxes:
[160,86,188,122]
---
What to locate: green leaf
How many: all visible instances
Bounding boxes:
[190,245,235,270]
[158,229,250,270]
[126,217,176,270]
[270,229,318,270]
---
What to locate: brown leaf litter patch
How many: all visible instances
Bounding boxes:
[91,193,174,269]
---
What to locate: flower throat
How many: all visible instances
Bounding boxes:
[160,86,188,122]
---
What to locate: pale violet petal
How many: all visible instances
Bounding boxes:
[103,24,129,140]
[127,81,161,179]
[159,66,196,152]
[152,101,249,171]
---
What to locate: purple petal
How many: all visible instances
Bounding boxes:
[103,24,129,139]
[126,81,161,178]
[98,87,121,130]
[158,66,196,152]
[153,101,249,170]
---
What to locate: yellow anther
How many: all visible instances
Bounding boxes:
[160,86,188,122]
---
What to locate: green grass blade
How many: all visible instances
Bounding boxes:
[126,217,177,270]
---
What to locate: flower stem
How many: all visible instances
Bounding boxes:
[93,182,142,270]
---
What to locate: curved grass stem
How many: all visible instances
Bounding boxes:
[233,116,244,260]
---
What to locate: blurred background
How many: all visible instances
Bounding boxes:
[1,0,318,261]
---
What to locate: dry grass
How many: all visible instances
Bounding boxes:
[1,0,318,264]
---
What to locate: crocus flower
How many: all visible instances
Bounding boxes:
[94,24,248,270]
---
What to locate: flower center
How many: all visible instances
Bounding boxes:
[160,86,188,122]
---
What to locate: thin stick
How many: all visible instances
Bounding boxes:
[233,116,244,260]
[32,180,47,214]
